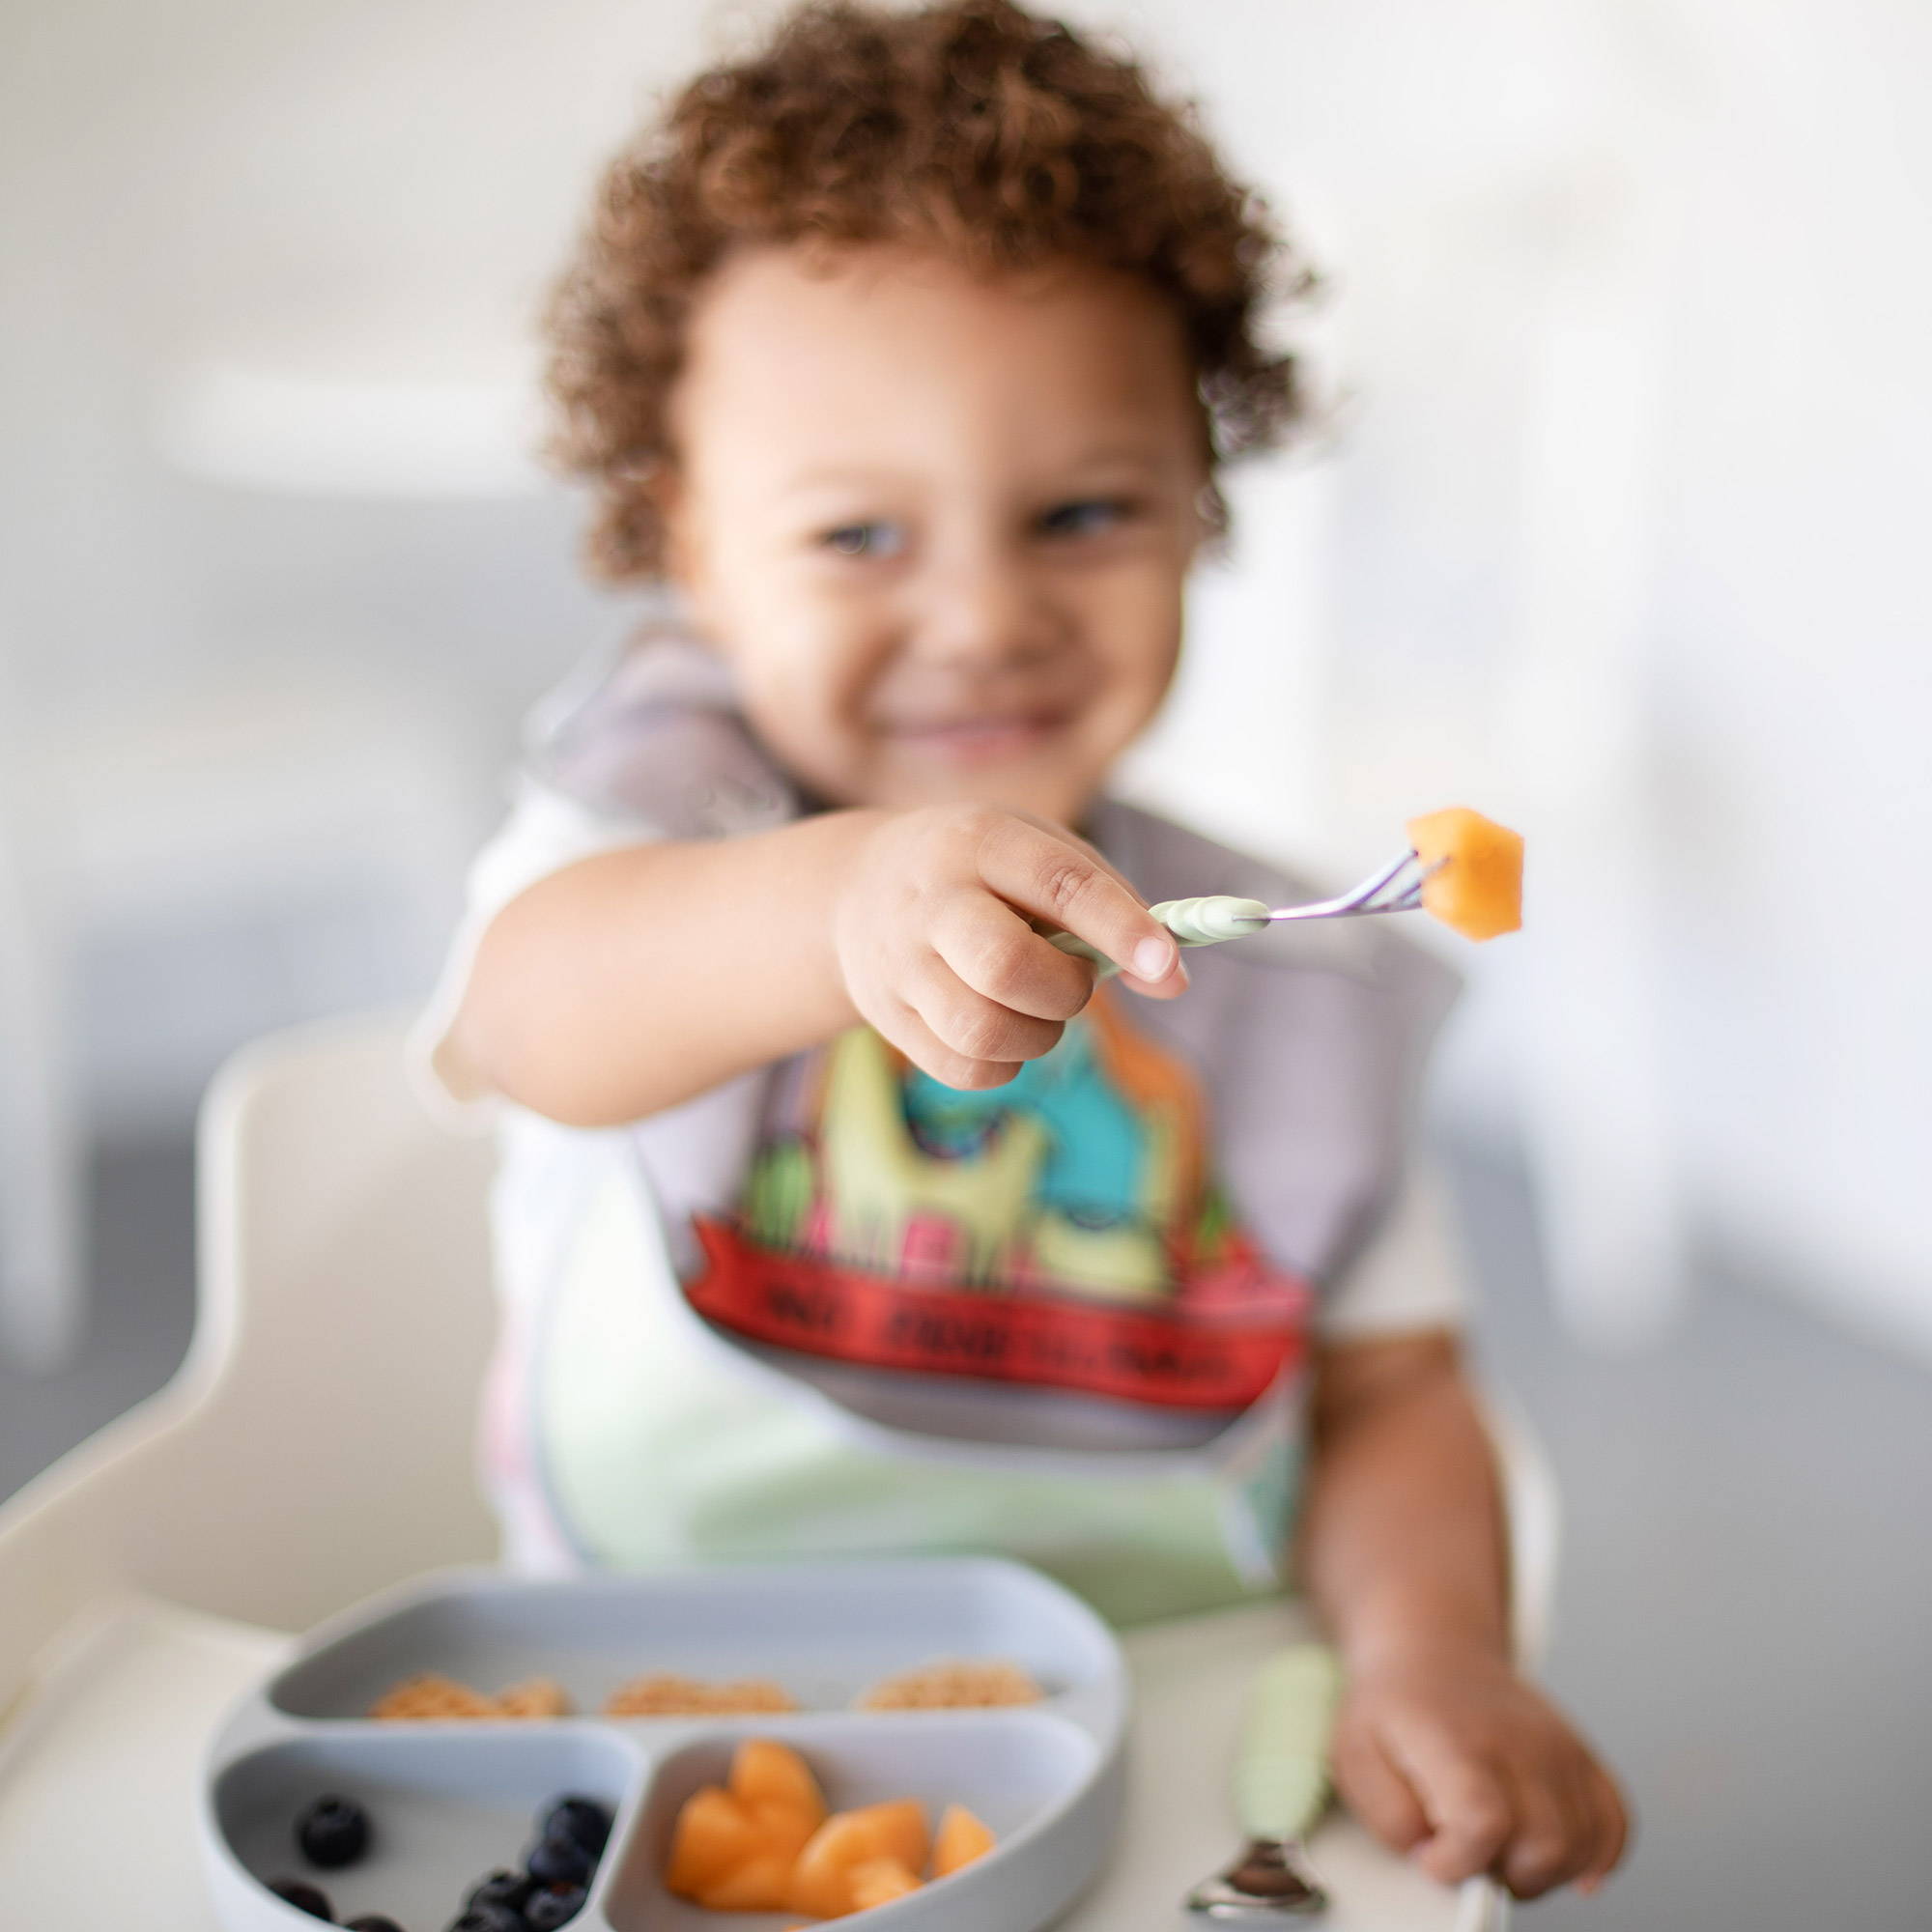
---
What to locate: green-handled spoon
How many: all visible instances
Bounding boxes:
[1186,1644,1345,1920]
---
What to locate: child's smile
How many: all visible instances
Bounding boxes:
[870,704,1078,770]
[658,242,1211,824]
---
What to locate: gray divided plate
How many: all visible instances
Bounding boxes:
[201,1557,1128,1931]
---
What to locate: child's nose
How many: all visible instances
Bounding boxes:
[908,550,1061,669]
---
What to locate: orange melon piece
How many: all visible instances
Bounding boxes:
[730,1739,828,1833]
[696,1849,796,1913]
[848,1799,929,1875]
[787,1802,931,1918]
[749,1798,820,1866]
[787,1819,869,1918]
[665,1786,764,1898]
[932,1804,997,1878]
[1406,808,1524,942]
[850,1857,924,1911]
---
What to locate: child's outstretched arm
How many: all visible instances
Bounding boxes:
[1297,1333,1630,1899]
[452,803,1186,1126]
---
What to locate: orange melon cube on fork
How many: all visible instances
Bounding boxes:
[1406,808,1524,942]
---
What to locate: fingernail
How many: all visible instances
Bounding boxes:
[1134,935,1177,980]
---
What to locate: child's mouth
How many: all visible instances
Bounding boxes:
[881,711,1070,766]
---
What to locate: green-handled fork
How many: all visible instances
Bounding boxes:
[1048,849,1437,975]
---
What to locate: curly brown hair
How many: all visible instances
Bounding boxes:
[545,0,1313,582]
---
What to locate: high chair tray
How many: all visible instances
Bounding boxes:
[199,1556,1127,1932]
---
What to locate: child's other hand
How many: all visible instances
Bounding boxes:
[833,804,1186,1090]
[1331,1647,1630,1900]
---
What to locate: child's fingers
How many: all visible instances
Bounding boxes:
[1389,1728,1515,1885]
[1331,1722,1430,1855]
[995,806,1159,903]
[973,815,1180,986]
[1116,954,1189,1001]
[905,952,1066,1068]
[878,995,1022,1093]
[930,896,1096,1022]
[1495,1763,1581,1900]
[1578,1760,1632,1887]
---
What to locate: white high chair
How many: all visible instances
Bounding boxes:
[0,1013,1544,1929]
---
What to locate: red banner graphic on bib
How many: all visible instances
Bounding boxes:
[685,1216,1310,1411]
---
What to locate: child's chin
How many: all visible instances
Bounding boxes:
[881,727,1094,799]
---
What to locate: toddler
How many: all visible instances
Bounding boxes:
[420,0,1627,1899]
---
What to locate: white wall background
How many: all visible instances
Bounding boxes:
[2,0,1927,1350]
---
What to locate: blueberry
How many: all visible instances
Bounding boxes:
[537,1795,611,1858]
[346,1919,405,1932]
[447,1908,523,1932]
[525,1833,592,1888]
[297,1795,371,1869]
[524,1883,587,1930]
[466,1868,534,1913]
[268,1876,334,1918]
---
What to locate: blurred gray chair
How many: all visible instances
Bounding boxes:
[0,660,483,1374]
[0,709,83,1373]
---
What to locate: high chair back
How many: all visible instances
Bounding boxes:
[0,1013,498,1712]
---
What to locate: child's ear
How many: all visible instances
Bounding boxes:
[1189,479,1228,565]
[653,473,738,660]
[650,464,696,588]
[651,467,717,633]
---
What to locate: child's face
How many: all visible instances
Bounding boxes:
[661,243,1209,823]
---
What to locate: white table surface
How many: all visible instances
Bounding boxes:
[0,1594,1495,1930]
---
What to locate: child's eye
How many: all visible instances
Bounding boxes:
[819,521,906,558]
[1037,497,1134,539]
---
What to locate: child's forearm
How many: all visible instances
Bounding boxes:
[1296,1333,1512,1671]
[1302,1335,1629,1893]
[453,810,885,1125]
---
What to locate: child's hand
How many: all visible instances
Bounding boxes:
[1331,1646,1630,1900]
[833,804,1186,1090]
